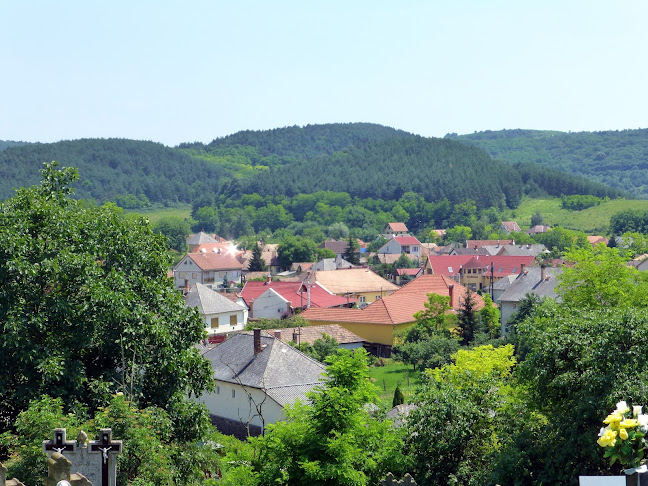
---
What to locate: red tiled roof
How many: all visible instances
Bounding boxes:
[393,236,421,245]
[387,222,409,232]
[241,281,351,309]
[302,275,484,325]
[426,255,535,276]
[186,252,246,271]
[396,268,421,276]
[501,221,521,232]
[587,235,609,246]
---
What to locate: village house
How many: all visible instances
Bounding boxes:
[240,280,352,319]
[173,250,246,290]
[498,266,563,333]
[184,283,247,341]
[377,235,422,260]
[308,267,399,307]
[500,221,521,234]
[496,243,548,257]
[527,225,551,235]
[198,330,326,438]
[384,222,410,237]
[302,274,484,356]
[186,231,227,252]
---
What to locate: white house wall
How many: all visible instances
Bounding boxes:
[252,291,289,319]
[378,240,402,255]
[198,381,285,429]
[204,310,246,335]
[174,256,202,289]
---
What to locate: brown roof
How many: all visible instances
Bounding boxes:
[302,275,484,326]
[186,252,246,271]
[310,268,399,295]
[587,235,609,246]
[387,222,409,232]
[267,324,365,345]
[501,221,521,232]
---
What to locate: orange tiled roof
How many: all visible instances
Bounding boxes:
[387,222,409,232]
[302,275,484,326]
[466,239,514,248]
[187,252,246,271]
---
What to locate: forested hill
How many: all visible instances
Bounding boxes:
[233,136,623,209]
[0,139,226,204]
[450,128,648,198]
[0,140,30,151]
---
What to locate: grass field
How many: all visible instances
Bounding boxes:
[503,197,648,233]
[128,205,192,225]
[368,359,422,407]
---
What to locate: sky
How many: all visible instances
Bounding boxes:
[2,1,648,146]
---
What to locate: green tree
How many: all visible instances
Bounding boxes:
[457,288,479,345]
[445,225,472,244]
[392,385,405,407]
[247,242,267,272]
[343,236,360,265]
[253,350,407,485]
[153,216,191,253]
[0,163,214,433]
[277,235,318,269]
[297,334,340,363]
[530,210,543,227]
[479,294,501,339]
[394,252,416,269]
[192,206,220,233]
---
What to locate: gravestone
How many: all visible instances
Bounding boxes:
[43,429,122,486]
[0,462,25,486]
[43,452,91,486]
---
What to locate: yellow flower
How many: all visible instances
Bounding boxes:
[604,412,624,425]
[620,428,629,440]
[597,428,618,447]
[621,418,638,428]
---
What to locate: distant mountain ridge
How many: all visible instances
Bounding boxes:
[451,128,648,198]
[0,123,627,208]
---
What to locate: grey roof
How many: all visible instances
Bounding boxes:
[451,248,491,256]
[498,267,563,303]
[203,332,326,406]
[187,231,218,246]
[493,274,517,291]
[497,244,547,257]
[184,283,246,315]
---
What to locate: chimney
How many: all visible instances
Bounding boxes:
[184,278,189,294]
[253,328,261,355]
[274,331,282,340]
[292,331,298,342]
[541,265,546,281]
[448,284,454,307]
[520,263,525,275]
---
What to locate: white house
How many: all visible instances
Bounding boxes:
[384,222,410,237]
[173,250,246,290]
[198,330,326,438]
[184,283,247,337]
[377,236,421,259]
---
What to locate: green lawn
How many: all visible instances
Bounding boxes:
[127,205,192,225]
[368,359,422,407]
[503,197,648,234]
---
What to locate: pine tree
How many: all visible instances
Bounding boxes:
[342,236,360,265]
[248,243,267,271]
[458,288,479,345]
[392,385,405,407]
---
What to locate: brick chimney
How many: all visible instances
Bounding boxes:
[541,265,546,281]
[253,328,261,355]
[274,331,282,340]
[520,263,525,275]
[448,284,454,308]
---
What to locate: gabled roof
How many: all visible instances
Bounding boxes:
[387,222,409,232]
[203,331,326,406]
[501,221,521,233]
[425,255,535,277]
[310,268,399,295]
[587,235,609,246]
[241,281,351,308]
[492,274,517,291]
[319,239,350,254]
[393,236,421,245]
[268,324,365,346]
[187,231,219,246]
[396,268,421,276]
[302,275,484,325]
[499,267,563,303]
[185,283,246,315]
[496,244,548,257]
[466,239,514,248]
[527,225,551,235]
[184,252,246,271]
[451,247,491,256]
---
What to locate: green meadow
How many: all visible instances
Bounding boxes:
[368,359,422,407]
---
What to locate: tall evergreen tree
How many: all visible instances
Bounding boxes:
[343,236,360,265]
[458,288,479,345]
[248,242,267,271]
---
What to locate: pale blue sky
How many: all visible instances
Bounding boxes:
[2,1,647,146]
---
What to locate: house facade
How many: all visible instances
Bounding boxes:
[384,222,409,237]
[309,268,399,307]
[173,251,246,290]
[184,283,247,338]
[377,236,421,259]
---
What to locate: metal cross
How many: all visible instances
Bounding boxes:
[43,428,76,455]
[89,428,122,486]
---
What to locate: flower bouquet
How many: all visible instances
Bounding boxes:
[598,401,648,478]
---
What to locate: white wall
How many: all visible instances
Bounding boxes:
[252,290,289,319]
[204,309,246,335]
[174,256,202,289]
[378,239,402,255]
[198,381,285,430]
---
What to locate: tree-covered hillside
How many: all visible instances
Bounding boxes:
[451,128,648,198]
[0,139,227,204]
[234,136,623,209]
[0,140,30,151]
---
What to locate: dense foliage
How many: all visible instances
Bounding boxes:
[454,128,647,197]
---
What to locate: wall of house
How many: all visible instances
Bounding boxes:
[198,381,285,431]
[301,320,412,346]
[499,300,518,332]
[251,291,288,319]
[352,290,396,307]
[378,240,402,255]
[174,256,202,289]
[204,309,246,335]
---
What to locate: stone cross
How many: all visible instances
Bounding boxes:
[43,453,91,486]
[43,429,76,455]
[89,429,122,486]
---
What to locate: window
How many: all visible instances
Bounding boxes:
[230,315,237,326]
[375,295,381,301]
[192,272,197,279]
[210,317,218,328]
[359,296,366,303]
[448,267,453,273]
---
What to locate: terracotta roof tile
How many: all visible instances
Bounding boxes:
[387,222,409,232]
[310,268,399,295]
[186,252,246,271]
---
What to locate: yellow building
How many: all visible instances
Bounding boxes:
[301,275,484,355]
